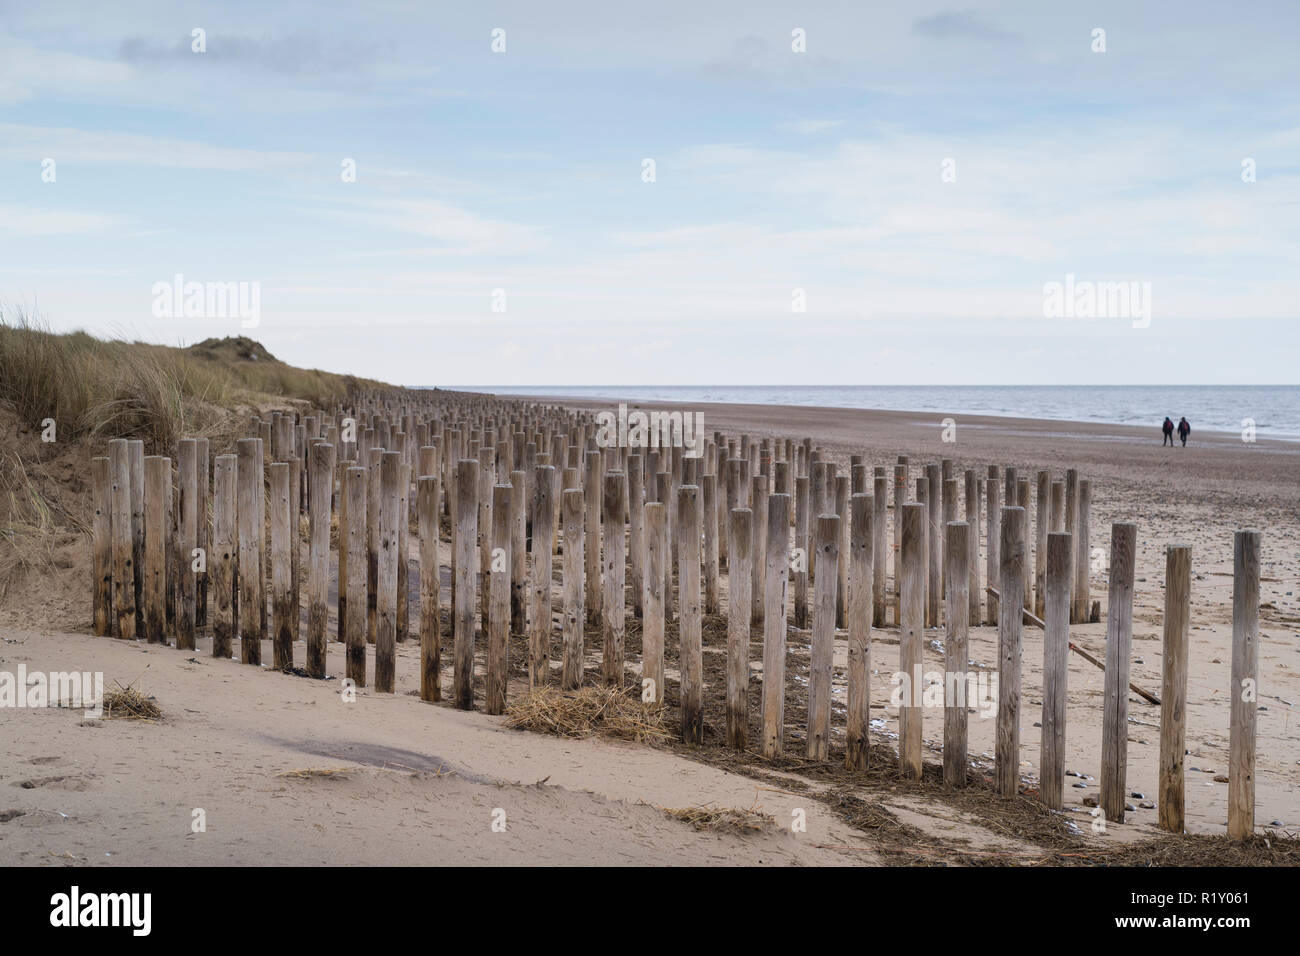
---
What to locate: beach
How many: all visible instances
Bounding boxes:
[2,397,1297,865]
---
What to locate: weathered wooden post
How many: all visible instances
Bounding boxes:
[628,456,646,617]
[195,437,209,629]
[996,506,1026,798]
[1228,529,1261,840]
[925,464,941,627]
[644,501,667,706]
[760,494,790,758]
[375,451,402,690]
[128,440,145,636]
[486,483,512,715]
[1064,468,1079,611]
[1040,531,1072,809]
[1035,471,1050,618]
[899,502,926,780]
[270,461,294,669]
[1100,522,1137,823]
[893,462,906,626]
[584,451,602,626]
[142,456,169,644]
[985,466,1000,625]
[454,458,480,707]
[528,465,555,690]
[236,438,262,663]
[109,440,135,639]
[211,454,236,659]
[1158,543,1191,832]
[1072,480,1092,623]
[794,474,810,627]
[678,484,703,744]
[347,467,369,687]
[872,472,887,627]
[943,520,969,787]
[176,439,198,650]
[847,494,873,771]
[92,456,113,636]
[751,475,769,626]
[702,472,720,614]
[806,514,841,761]
[602,472,627,684]
[561,487,585,690]
[307,442,334,678]
[510,469,526,636]
[367,445,383,645]
[726,507,753,750]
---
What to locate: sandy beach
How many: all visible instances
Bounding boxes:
[2,398,1297,865]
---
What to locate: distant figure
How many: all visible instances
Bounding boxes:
[1177,417,1190,447]
[1162,417,1175,446]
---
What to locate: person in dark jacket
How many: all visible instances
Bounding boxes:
[1177,417,1190,447]
[1162,417,1175,446]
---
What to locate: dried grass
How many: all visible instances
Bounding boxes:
[504,685,671,743]
[100,681,163,720]
[277,768,353,780]
[660,802,776,834]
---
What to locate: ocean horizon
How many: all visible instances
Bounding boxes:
[456,385,1300,441]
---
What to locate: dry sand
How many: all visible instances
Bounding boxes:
[2,399,1298,865]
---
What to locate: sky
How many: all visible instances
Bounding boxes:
[2,0,1298,386]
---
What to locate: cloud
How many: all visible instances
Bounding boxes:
[0,124,313,170]
[912,10,1022,43]
[117,32,389,76]
[0,202,119,236]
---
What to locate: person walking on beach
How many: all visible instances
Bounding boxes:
[1177,416,1190,447]
[1162,417,1175,446]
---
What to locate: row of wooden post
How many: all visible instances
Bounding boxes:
[89,399,1262,838]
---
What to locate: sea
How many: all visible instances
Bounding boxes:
[471,386,1300,441]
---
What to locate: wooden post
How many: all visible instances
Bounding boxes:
[211,454,236,659]
[964,469,980,626]
[628,457,645,617]
[195,438,209,629]
[702,473,720,614]
[985,466,1000,625]
[270,461,294,669]
[237,438,261,664]
[1072,480,1092,624]
[510,470,526,637]
[794,474,810,627]
[1064,468,1079,612]
[176,439,198,650]
[806,514,840,760]
[678,484,703,744]
[926,463,941,628]
[397,459,411,643]
[893,463,906,626]
[561,488,585,690]
[376,451,401,692]
[142,456,169,644]
[108,440,135,639]
[1050,479,1065,531]
[847,494,873,771]
[943,520,969,787]
[128,440,145,636]
[899,502,925,780]
[1100,521,1137,823]
[1035,471,1050,618]
[726,507,753,750]
[834,476,849,628]
[1158,543,1191,832]
[941,476,957,603]
[486,483,512,715]
[454,458,480,707]
[347,467,369,688]
[92,456,112,636]
[584,451,602,626]
[872,473,887,628]
[307,442,334,678]
[1040,531,1072,809]
[643,501,667,706]
[1228,529,1261,839]
[528,465,555,690]
[602,472,627,684]
[760,494,790,758]
[751,475,769,626]
[996,506,1026,798]
[367,446,382,645]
